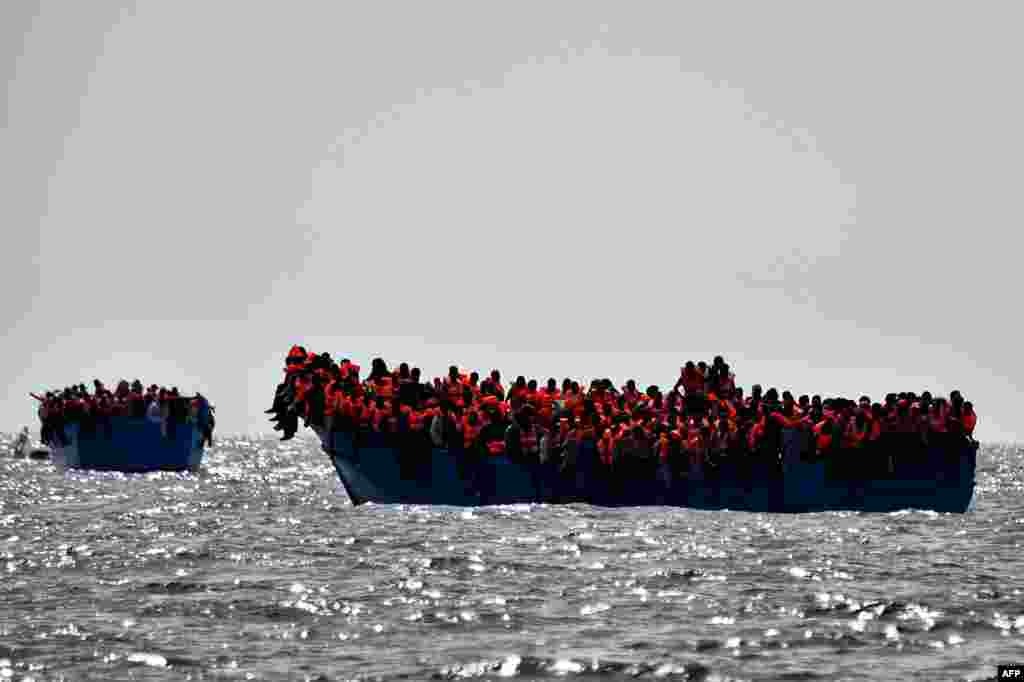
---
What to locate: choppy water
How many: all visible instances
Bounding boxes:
[1,435,1022,681]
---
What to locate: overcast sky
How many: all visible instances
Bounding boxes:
[3,2,1021,442]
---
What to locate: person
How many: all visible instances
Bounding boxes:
[505,405,543,498]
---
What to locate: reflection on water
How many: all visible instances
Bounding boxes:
[0,435,1020,680]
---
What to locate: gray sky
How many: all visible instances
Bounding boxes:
[3,2,1021,441]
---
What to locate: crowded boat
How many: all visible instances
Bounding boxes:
[267,345,978,485]
[31,380,215,448]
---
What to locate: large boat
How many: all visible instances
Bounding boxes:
[272,347,977,512]
[316,428,976,513]
[49,417,205,473]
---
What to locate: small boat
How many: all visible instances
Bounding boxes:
[315,428,976,513]
[11,427,50,460]
[48,417,205,473]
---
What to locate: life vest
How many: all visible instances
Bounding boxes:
[657,433,671,463]
[294,377,310,402]
[748,422,764,450]
[868,418,882,441]
[520,426,539,455]
[376,376,394,399]
[929,413,948,433]
[773,412,804,429]
[844,423,867,448]
[813,421,833,450]
[323,384,338,418]
[360,404,375,429]
[962,411,977,435]
[682,369,704,394]
[444,378,462,401]
[486,440,506,456]
[338,394,354,418]
[597,432,614,466]
[285,346,307,371]
[686,432,704,466]
[462,417,482,448]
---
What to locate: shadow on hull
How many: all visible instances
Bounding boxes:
[317,430,976,513]
[50,417,205,473]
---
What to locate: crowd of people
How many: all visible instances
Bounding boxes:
[31,380,215,447]
[268,346,977,480]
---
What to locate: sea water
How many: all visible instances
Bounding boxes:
[0,435,1021,681]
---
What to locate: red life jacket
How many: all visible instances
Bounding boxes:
[657,434,671,463]
[520,426,539,455]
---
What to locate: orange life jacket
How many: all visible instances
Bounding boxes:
[748,422,763,450]
[597,432,614,466]
[657,433,671,463]
[520,426,539,455]
[324,384,338,417]
[376,376,394,399]
[462,418,482,448]
[844,423,866,448]
[962,411,977,434]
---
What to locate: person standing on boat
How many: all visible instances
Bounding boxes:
[505,404,543,501]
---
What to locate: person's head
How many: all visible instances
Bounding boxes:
[491,369,501,383]
[562,378,572,393]
[527,379,538,392]
[398,362,410,378]
[515,375,526,388]
[571,381,580,394]
[448,365,459,380]
[752,384,763,399]
[713,355,724,367]
[547,378,558,392]
[964,401,974,413]
[626,379,636,392]
[469,372,479,385]
[411,367,421,382]
[518,405,535,425]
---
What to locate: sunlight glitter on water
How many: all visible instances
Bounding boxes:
[0,438,1022,679]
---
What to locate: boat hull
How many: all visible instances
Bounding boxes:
[50,418,205,473]
[318,429,976,513]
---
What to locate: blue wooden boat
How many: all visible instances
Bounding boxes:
[315,428,976,513]
[49,417,205,473]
